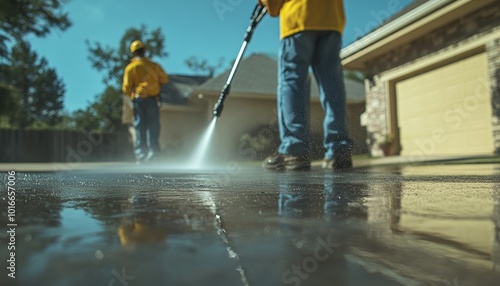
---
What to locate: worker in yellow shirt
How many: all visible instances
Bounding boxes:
[259,0,353,171]
[122,40,169,164]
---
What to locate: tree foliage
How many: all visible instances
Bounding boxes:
[86,25,168,86]
[0,81,20,117]
[72,86,125,132]
[0,0,71,128]
[0,0,71,60]
[0,0,71,38]
[185,56,225,78]
[344,70,365,83]
[2,40,65,128]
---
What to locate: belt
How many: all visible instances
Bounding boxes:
[133,94,159,100]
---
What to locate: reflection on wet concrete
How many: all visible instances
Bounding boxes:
[0,164,499,285]
[492,178,500,273]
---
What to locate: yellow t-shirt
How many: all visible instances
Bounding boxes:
[264,0,346,39]
[122,57,169,99]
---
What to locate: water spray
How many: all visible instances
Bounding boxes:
[213,4,267,117]
[187,5,266,169]
[188,117,218,169]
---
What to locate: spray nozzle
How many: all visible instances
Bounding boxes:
[213,102,223,117]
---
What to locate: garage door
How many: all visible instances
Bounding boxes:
[396,53,493,156]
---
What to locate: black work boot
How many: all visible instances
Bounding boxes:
[263,153,311,171]
[322,151,353,170]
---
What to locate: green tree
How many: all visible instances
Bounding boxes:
[0,81,20,127]
[72,86,124,132]
[344,70,365,83]
[185,56,225,78]
[0,0,71,46]
[3,40,65,128]
[0,0,71,127]
[0,81,20,116]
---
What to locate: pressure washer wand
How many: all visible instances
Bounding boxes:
[213,4,267,117]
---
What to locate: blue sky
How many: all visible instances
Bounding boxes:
[28,0,413,112]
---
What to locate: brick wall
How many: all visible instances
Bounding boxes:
[365,2,500,74]
[487,38,500,154]
[364,76,389,156]
[363,2,500,156]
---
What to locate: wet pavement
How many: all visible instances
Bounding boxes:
[1,163,500,286]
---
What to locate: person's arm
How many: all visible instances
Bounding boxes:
[157,65,169,85]
[122,68,133,98]
[259,0,284,17]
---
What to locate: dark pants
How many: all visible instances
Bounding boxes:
[133,98,160,161]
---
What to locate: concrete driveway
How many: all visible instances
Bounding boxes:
[0,163,499,286]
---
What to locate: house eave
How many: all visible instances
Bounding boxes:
[340,0,496,70]
[193,90,364,104]
[159,102,205,112]
[193,90,276,101]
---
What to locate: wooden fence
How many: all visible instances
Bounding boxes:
[0,129,134,163]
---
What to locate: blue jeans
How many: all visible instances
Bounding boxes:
[278,31,352,159]
[133,98,160,161]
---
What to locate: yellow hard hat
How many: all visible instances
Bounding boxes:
[130,40,145,53]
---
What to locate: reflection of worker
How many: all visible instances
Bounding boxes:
[494,186,500,273]
[259,0,353,171]
[118,217,168,248]
[122,40,169,164]
[118,195,168,249]
[277,175,349,285]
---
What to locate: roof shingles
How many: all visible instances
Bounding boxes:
[160,74,210,104]
[196,54,278,95]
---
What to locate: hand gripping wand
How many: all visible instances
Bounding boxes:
[213,4,267,117]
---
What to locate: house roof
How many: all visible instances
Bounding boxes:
[195,53,365,103]
[384,0,431,24]
[160,74,210,104]
[341,0,449,58]
[344,0,431,49]
[196,54,278,96]
[341,0,496,69]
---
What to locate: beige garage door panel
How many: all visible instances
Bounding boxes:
[396,53,493,156]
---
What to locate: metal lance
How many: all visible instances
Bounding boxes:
[213,4,267,117]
